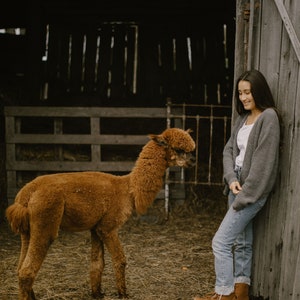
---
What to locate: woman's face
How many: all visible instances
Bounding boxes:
[238,80,257,111]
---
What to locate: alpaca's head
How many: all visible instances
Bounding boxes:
[149,128,196,168]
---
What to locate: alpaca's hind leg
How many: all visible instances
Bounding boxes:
[102,230,128,299]
[18,233,37,300]
[18,233,53,300]
[18,233,30,272]
[18,217,60,300]
[90,229,105,298]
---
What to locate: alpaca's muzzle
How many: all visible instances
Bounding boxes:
[185,152,196,168]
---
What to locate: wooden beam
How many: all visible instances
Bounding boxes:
[273,0,300,63]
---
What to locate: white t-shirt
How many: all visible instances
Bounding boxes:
[235,122,254,167]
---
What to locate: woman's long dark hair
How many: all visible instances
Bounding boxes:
[235,69,284,153]
[235,69,276,115]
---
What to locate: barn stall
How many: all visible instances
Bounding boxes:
[0,2,236,299]
[0,1,235,214]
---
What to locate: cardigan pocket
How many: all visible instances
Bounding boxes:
[223,184,229,196]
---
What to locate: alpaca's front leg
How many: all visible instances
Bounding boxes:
[90,229,105,298]
[103,230,128,299]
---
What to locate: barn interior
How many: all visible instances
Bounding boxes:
[0,0,236,219]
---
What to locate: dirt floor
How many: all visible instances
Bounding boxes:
[0,195,227,300]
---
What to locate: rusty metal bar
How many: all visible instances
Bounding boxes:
[163,100,232,217]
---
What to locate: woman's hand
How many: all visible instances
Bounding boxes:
[230,181,242,195]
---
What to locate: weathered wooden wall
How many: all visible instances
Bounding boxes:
[235,0,300,299]
[43,21,233,107]
[0,1,235,107]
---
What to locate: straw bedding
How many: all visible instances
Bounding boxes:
[0,197,226,300]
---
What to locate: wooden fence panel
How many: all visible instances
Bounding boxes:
[4,104,231,210]
[4,107,163,201]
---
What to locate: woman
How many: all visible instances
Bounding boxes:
[195,70,281,300]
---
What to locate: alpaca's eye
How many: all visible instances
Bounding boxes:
[173,148,185,155]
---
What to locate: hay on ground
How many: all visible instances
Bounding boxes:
[0,200,225,300]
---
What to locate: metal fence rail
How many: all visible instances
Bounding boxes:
[165,100,231,182]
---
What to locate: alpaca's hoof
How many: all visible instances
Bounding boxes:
[31,289,36,300]
[92,290,105,299]
[19,289,36,300]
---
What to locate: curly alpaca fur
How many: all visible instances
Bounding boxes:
[6,128,195,300]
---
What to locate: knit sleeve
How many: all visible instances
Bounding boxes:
[232,109,280,210]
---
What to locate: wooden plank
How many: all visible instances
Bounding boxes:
[69,29,84,94]
[205,23,222,105]
[247,0,300,298]
[259,0,281,91]
[6,161,135,172]
[190,29,205,101]
[110,24,126,101]
[6,134,149,145]
[277,5,300,291]
[46,24,59,99]
[125,25,136,96]
[5,116,15,138]
[54,118,63,160]
[90,117,101,163]
[58,26,71,96]
[292,247,300,299]
[6,164,16,185]
[25,3,45,103]
[137,24,161,104]
[4,106,166,118]
[249,1,283,298]
[83,28,98,93]
[248,0,262,69]
[160,27,174,99]
[233,0,250,99]
[280,73,300,297]
[6,170,17,205]
[96,24,112,100]
[273,0,300,63]
[5,144,16,167]
[174,29,191,100]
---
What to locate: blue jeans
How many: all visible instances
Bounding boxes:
[212,188,267,295]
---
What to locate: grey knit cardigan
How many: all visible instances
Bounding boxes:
[223,108,280,210]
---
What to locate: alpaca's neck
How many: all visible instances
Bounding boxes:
[130,141,167,214]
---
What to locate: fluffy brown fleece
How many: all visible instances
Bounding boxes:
[6,128,195,300]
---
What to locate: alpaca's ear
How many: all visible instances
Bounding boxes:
[186,128,193,134]
[149,134,168,147]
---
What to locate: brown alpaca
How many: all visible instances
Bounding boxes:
[6,128,195,300]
